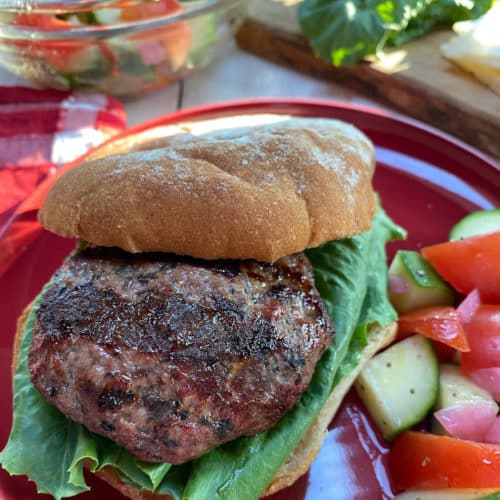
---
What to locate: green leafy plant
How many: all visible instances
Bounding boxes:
[298,0,493,66]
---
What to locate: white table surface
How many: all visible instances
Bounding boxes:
[0,38,380,127]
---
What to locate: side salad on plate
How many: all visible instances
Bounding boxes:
[354,209,500,499]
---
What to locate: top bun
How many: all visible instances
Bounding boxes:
[39,116,376,262]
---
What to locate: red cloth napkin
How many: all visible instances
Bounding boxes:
[0,86,127,278]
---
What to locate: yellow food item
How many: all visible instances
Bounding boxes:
[441,3,500,95]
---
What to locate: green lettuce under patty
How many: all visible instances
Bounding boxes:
[0,205,404,500]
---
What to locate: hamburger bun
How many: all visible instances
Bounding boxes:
[38,117,376,262]
[13,303,396,499]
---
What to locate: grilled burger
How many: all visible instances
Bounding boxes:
[1,116,401,500]
[29,249,333,465]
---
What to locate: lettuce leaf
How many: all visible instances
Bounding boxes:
[298,0,493,66]
[333,206,404,384]
[0,206,404,500]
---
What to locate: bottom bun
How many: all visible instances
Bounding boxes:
[14,304,396,499]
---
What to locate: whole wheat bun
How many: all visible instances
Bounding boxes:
[13,304,396,499]
[38,116,376,262]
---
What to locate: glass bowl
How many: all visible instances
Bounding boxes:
[0,0,246,95]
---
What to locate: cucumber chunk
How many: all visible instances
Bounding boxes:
[437,364,498,410]
[450,209,500,241]
[92,8,121,25]
[355,335,439,441]
[388,250,454,314]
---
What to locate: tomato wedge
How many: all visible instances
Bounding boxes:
[119,0,182,21]
[118,0,191,70]
[133,21,192,70]
[421,232,500,304]
[461,305,500,373]
[12,13,91,69]
[397,306,470,351]
[389,431,500,489]
[14,13,72,29]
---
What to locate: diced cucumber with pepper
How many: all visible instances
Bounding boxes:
[355,335,439,441]
[436,364,497,410]
[388,250,454,314]
[450,209,500,241]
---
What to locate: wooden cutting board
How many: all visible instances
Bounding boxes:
[236,1,500,159]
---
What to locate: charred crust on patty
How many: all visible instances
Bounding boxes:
[29,246,334,464]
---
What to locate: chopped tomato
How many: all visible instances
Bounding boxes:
[159,21,191,70]
[12,13,90,69]
[461,305,500,373]
[130,21,192,70]
[397,306,470,352]
[133,21,192,70]
[421,232,500,304]
[118,0,182,21]
[116,0,191,70]
[14,13,72,29]
[389,431,500,489]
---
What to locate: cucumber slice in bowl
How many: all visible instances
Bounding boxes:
[355,335,439,441]
[450,209,500,241]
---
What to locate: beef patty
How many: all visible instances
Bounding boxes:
[28,247,334,464]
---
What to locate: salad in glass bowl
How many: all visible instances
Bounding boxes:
[0,0,245,95]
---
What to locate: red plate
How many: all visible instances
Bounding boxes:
[1,99,499,500]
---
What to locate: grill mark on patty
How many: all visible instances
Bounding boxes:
[98,390,135,411]
[29,246,334,464]
[37,281,287,362]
